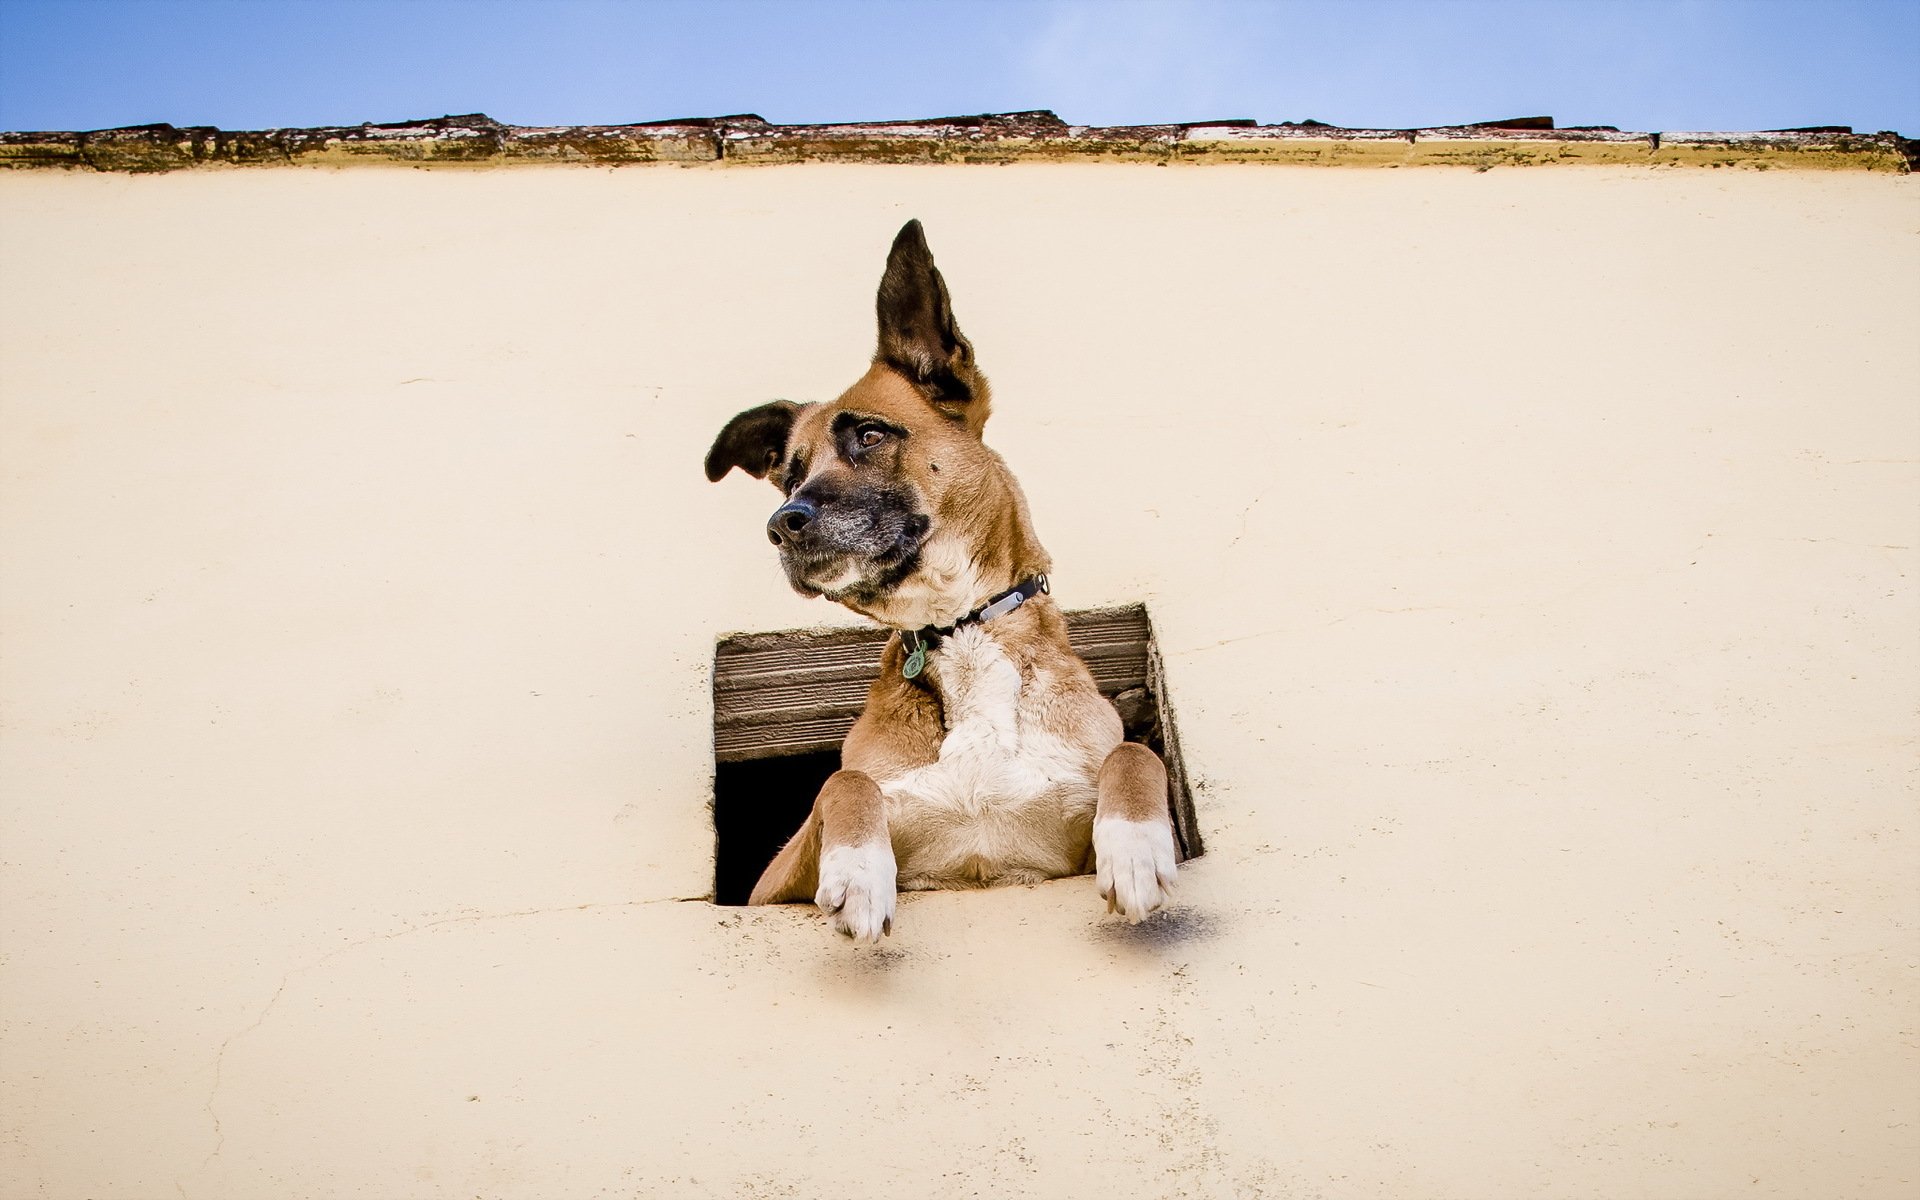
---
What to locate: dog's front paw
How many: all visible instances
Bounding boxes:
[815,841,897,944]
[1094,816,1177,923]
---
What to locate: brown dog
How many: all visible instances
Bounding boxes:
[705,221,1177,941]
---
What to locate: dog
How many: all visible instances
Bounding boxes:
[704,220,1178,942]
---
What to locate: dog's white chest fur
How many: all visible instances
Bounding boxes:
[876,625,1100,888]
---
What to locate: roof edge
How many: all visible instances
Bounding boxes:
[2,111,1912,174]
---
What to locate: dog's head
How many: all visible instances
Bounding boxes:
[705,220,1047,629]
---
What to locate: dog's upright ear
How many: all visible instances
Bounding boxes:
[875,220,990,433]
[705,400,802,483]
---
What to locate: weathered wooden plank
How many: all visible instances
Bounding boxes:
[712,605,1153,762]
[715,715,864,762]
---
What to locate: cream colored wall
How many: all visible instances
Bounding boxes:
[1,163,1914,1199]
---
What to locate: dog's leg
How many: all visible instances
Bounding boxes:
[1093,742,1179,922]
[748,769,896,943]
[812,770,897,943]
[747,809,821,906]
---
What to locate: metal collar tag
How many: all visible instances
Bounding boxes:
[977,590,1027,622]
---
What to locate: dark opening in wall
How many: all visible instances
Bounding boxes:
[710,604,1199,906]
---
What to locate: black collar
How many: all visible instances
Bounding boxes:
[900,575,1048,680]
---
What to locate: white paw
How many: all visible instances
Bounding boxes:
[815,841,897,944]
[1094,816,1178,923]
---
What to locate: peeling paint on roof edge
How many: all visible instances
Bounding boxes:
[2,111,1914,174]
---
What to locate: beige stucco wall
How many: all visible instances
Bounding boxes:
[1,162,1915,1199]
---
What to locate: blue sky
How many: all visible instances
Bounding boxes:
[1,0,1915,135]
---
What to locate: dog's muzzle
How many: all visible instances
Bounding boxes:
[765,491,930,600]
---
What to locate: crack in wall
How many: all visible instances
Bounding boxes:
[172,895,704,1200]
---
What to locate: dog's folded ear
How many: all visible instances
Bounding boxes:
[705,400,802,483]
[876,220,989,432]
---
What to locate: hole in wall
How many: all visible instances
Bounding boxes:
[710,604,1200,906]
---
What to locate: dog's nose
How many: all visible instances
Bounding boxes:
[767,498,818,546]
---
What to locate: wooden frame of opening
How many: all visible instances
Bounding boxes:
[709,604,1200,904]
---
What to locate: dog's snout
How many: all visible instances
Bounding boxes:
[767,498,819,546]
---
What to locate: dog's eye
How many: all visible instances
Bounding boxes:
[856,426,887,449]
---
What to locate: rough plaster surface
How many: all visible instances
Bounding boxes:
[1,164,1915,1198]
